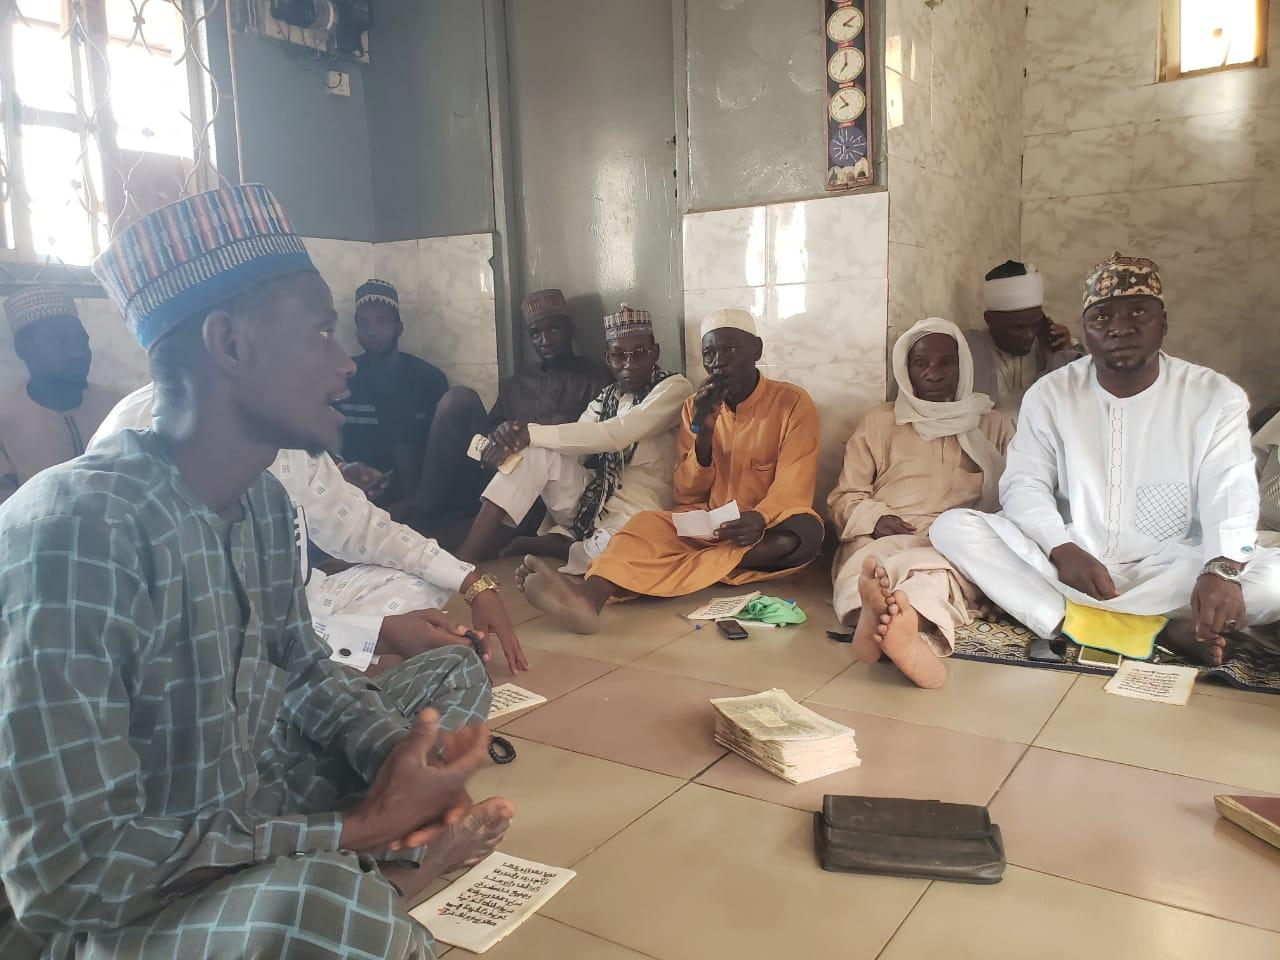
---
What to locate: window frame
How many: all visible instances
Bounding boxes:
[0,0,219,269]
[1157,0,1271,82]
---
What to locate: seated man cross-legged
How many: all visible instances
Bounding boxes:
[829,318,1013,688]
[931,253,1280,666]
[455,303,693,572]
[519,308,824,634]
[0,186,513,960]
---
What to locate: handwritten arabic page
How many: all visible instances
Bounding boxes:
[409,852,576,953]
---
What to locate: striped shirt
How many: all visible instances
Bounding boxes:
[0,430,414,935]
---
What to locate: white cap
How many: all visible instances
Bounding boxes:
[699,308,758,339]
[983,266,1045,312]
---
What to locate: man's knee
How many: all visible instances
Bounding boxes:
[780,514,824,564]
[435,385,484,418]
[928,508,985,557]
[393,645,492,726]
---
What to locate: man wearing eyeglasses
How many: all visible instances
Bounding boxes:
[454,304,692,573]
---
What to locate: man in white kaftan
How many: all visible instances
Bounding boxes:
[932,253,1280,665]
[455,304,692,573]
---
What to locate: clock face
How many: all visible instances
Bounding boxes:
[829,126,868,164]
[827,46,865,84]
[826,6,864,43]
[828,86,866,124]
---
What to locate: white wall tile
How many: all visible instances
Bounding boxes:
[370,239,420,302]
[1022,126,1137,200]
[1131,113,1256,190]
[764,278,888,366]
[1025,0,1156,70]
[682,206,768,291]
[1022,193,1131,262]
[1024,57,1146,136]
[1128,181,1252,256]
[768,192,889,285]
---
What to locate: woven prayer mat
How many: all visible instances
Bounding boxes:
[952,618,1280,695]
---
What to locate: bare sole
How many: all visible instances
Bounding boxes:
[881,590,947,689]
[522,555,602,635]
[851,556,890,663]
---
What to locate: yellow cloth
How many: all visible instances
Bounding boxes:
[587,373,821,597]
[1061,601,1166,659]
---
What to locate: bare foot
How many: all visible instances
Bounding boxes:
[1159,616,1230,667]
[851,556,891,664]
[519,555,602,634]
[381,796,515,900]
[881,591,947,689]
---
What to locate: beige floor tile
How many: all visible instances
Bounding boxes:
[466,737,682,867]
[1188,676,1280,707]
[879,865,1280,960]
[514,602,696,665]
[500,668,750,778]
[989,748,1280,931]
[631,618,853,700]
[1036,676,1280,792]
[485,648,617,728]
[450,916,654,959]
[545,784,927,960]
[697,702,1025,810]
[807,658,1077,743]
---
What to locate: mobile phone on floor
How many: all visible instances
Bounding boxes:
[716,619,749,640]
[1077,646,1122,670]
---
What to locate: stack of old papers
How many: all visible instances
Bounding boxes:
[711,688,860,784]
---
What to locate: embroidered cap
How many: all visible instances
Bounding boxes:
[356,278,399,310]
[603,303,653,340]
[520,288,569,326]
[5,285,79,337]
[1083,252,1163,312]
[91,184,316,350]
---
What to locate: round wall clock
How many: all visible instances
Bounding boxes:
[829,126,868,164]
[825,6,864,43]
[827,46,865,84]
[828,86,866,124]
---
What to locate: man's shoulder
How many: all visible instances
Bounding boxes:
[655,372,694,398]
[400,351,448,384]
[1023,354,1093,402]
[764,376,818,414]
[1161,354,1248,406]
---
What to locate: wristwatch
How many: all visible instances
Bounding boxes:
[461,573,500,605]
[1201,559,1244,583]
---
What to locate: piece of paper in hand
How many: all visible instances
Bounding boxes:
[1104,660,1197,706]
[686,591,760,621]
[467,434,524,475]
[672,500,741,539]
[488,683,548,720]
[409,852,576,953]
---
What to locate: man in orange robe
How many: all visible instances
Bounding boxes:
[517,308,823,633]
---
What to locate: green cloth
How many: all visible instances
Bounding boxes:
[737,595,807,626]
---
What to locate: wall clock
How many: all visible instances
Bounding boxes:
[823,0,873,191]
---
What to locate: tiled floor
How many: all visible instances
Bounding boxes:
[424,557,1280,958]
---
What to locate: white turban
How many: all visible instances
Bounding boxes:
[700,308,757,339]
[892,317,1005,511]
[983,265,1044,312]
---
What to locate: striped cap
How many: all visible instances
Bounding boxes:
[603,303,652,340]
[520,288,568,326]
[5,285,79,337]
[356,278,398,309]
[91,184,316,350]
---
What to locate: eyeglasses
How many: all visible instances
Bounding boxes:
[606,346,654,364]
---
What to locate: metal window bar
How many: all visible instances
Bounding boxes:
[0,0,232,278]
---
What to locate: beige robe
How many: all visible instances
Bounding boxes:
[0,382,123,502]
[828,403,1013,652]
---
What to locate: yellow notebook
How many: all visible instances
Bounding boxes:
[1061,602,1166,660]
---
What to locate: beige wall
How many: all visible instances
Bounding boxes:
[885,0,1027,342]
[1022,0,1280,409]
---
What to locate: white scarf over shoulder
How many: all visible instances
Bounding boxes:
[892,317,1005,510]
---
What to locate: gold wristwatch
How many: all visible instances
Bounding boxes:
[462,573,500,605]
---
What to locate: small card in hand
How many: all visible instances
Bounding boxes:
[467,434,524,475]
